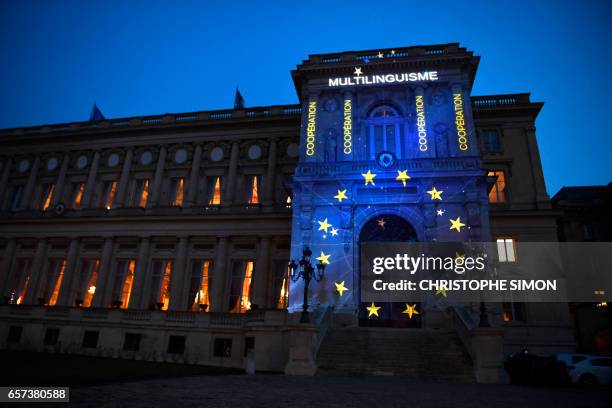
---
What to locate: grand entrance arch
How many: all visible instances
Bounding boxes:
[358,214,421,327]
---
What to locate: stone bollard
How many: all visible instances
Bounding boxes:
[284,324,317,376]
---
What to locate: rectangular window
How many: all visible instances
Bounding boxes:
[248,175,260,205]
[188,260,212,311]
[76,259,100,308]
[208,176,222,206]
[273,260,290,309]
[111,259,136,309]
[482,130,502,152]
[171,177,185,207]
[123,333,141,351]
[7,326,23,344]
[213,338,232,357]
[71,182,85,209]
[149,260,173,310]
[7,258,32,305]
[228,260,254,313]
[82,330,99,348]
[42,258,67,306]
[487,170,506,203]
[43,328,60,346]
[101,180,118,209]
[10,185,24,210]
[502,301,525,322]
[40,183,55,211]
[167,335,186,354]
[496,238,517,262]
[132,179,149,208]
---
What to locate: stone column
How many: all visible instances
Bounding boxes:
[149,146,167,208]
[114,148,133,208]
[92,238,114,307]
[51,154,70,206]
[129,237,150,309]
[210,237,228,312]
[224,142,240,205]
[81,151,100,208]
[0,157,13,206]
[263,140,277,207]
[0,238,17,298]
[169,236,189,310]
[20,156,40,210]
[57,238,80,306]
[24,239,48,305]
[185,144,202,208]
[251,237,270,309]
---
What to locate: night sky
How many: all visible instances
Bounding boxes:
[0,0,610,195]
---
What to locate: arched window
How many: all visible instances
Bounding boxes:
[365,104,404,159]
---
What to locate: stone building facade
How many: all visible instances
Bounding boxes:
[0,43,574,379]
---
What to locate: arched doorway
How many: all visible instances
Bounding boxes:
[358,214,421,328]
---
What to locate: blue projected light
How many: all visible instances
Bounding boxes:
[376,151,396,168]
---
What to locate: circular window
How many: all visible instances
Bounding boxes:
[76,155,88,169]
[210,147,224,162]
[376,151,396,169]
[18,159,30,173]
[140,151,153,166]
[247,145,262,160]
[286,143,299,158]
[47,157,59,171]
[107,153,120,167]
[174,148,188,164]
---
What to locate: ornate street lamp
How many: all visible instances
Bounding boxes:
[289,247,326,323]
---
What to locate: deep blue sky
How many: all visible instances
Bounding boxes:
[1,0,610,195]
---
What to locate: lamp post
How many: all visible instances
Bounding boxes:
[289,247,326,323]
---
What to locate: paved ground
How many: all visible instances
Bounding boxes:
[63,375,612,408]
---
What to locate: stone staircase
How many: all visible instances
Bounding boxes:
[316,327,475,382]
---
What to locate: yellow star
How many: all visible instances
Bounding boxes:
[436,288,448,297]
[427,187,443,200]
[335,281,348,296]
[317,218,332,232]
[334,189,348,202]
[449,217,466,232]
[402,304,419,319]
[316,251,331,265]
[396,170,411,187]
[366,302,381,318]
[362,170,376,186]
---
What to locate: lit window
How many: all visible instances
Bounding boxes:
[487,170,506,203]
[286,195,292,208]
[111,259,136,309]
[275,261,290,309]
[367,105,401,159]
[496,238,516,262]
[72,183,85,209]
[7,258,32,305]
[149,260,173,310]
[208,177,222,206]
[502,301,525,321]
[41,183,55,211]
[229,260,254,313]
[101,181,118,210]
[188,260,211,311]
[46,259,67,306]
[482,130,502,152]
[138,179,149,208]
[248,176,260,205]
[77,259,100,308]
[171,177,185,207]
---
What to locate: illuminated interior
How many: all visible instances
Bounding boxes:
[230,261,254,313]
[105,181,118,210]
[48,259,67,306]
[192,261,210,311]
[72,183,85,208]
[42,184,55,211]
[277,265,289,309]
[248,176,259,205]
[209,177,221,205]
[82,260,100,308]
[119,260,136,309]
[159,260,172,310]
[173,178,184,206]
[487,170,506,203]
[139,179,149,207]
[285,195,292,208]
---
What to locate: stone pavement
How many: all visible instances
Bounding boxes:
[64,375,612,407]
